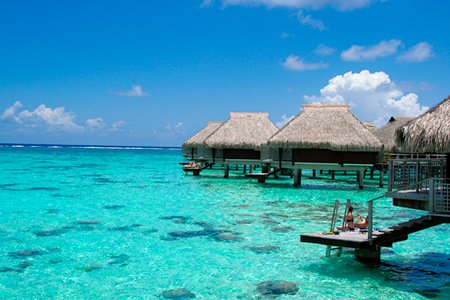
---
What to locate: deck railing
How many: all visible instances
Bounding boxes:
[429,178,450,214]
[387,155,446,192]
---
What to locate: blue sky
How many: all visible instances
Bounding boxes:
[0,0,449,146]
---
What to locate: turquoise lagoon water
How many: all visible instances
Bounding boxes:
[0,145,449,299]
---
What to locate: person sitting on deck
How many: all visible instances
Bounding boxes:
[337,205,355,231]
[356,213,369,229]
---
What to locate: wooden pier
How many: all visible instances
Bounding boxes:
[301,214,448,263]
[301,178,450,263]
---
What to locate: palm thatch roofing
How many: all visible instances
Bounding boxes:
[396,96,450,153]
[204,112,278,150]
[363,122,375,132]
[374,116,414,152]
[268,104,383,152]
[183,121,223,147]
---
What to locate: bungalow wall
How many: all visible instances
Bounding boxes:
[292,149,379,165]
[223,148,260,160]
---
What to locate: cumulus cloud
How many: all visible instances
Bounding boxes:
[86,117,106,130]
[314,44,335,56]
[398,42,433,63]
[117,85,147,97]
[0,102,125,134]
[283,55,328,71]
[222,0,374,11]
[341,39,402,61]
[297,11,325,30]
[0,101,23,123]
[304,70,429,126]
[110,120,126,132]
[276,114,294,128]
[18,104,83,131]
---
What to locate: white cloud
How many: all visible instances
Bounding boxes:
[110,120,126,132]
[304,70,429,126]
[1,102,124,134]
[314,44,335,56]
[283,55,328,71]
[86,117,106,129]
[276,114,294,128]
[18,104,83,131]
[341,39,402,61]
[0,101,23,123]
[201,0,213,7]
[165,122,186,135]
[222,0,374,11]
[398,42,433,63]
[297,10,325,30]
[117,85,147,97]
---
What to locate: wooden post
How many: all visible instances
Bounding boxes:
[388,160,393,191]
[274,168,279,179]
[370,167,374,179]
[343,171,347,176]
[250,165,253,173]
[355,246,380,264]
[243,165,247,174]
[312,169,316,177]
[358,170,364,189]
[224,164,229,178]
[379,168,384,188]
[236,164,239,171]
[320,170,323,175]
[294,169,302,187]
[331,170,335,180]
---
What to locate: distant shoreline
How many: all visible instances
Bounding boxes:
[0,143,181,150]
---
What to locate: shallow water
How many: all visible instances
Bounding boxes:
[0,146,449,299]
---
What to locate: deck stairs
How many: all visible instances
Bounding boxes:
[373,215,443,247]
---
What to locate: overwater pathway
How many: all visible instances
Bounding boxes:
[0,146,448,299]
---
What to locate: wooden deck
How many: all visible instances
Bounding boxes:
[301,215,448,261]
[301,230,384,249]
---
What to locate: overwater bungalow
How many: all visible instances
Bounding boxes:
[389,96,450,210]
[203,112,278,177]
[374,116,413,153]
[263,104,383,188]
[301,99,450,263]
[182,121,223,161]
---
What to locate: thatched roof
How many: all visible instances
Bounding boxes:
[183,121,223,147]
[268,104,383,152]
[374,116,414,152]
[396,96,450,153]
[204,112,278,150]
[363,122,375,132]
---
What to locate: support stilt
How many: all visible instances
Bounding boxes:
[224,165,229,178]
[320,170,323,175]
[331,170,335,180]
[355,246,380,264]
[379,168,384,188]
[370,167,374,179]
[294,169,302,187]
[358,170,364,189]
[312,169,316,177]
[243,165,247,174]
